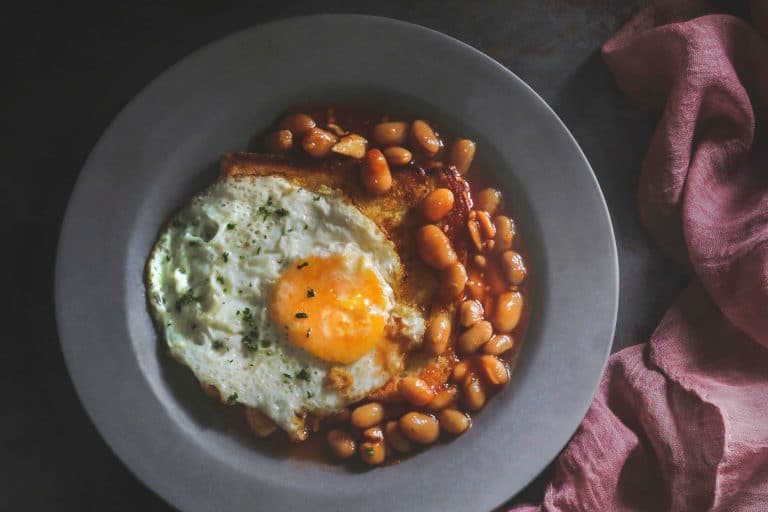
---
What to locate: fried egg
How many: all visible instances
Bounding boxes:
[146,175,426,438]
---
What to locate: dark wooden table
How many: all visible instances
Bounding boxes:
[2,1,688,510]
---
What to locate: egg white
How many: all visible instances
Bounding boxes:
[146,175,425,436]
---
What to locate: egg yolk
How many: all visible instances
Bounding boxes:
[269,254,389,364]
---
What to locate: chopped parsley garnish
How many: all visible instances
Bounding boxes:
[227,393,238,404]
[261,340,271,348]
[216,274,225,285]
[256,246,262,255]
[282,372,292,380]
[313,195,321,201]
[212,340,225,350]
[296,368,310,381]
[257,197,289,220]
[303,223,309,230]
[241,307,254,323]
[364,447,375,457]
[297,261,309,269]
[306,391,313,398]
[222,252,229,263]
[175,290,198,310]
[242,336,259,351]
[166,254,171,262]
[226,223,235,230]
[307,288,316,298]
[295,312,308,319]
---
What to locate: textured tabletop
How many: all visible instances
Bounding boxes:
[2,1,687,509]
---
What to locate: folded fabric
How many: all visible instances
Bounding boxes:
[512,1,768,510]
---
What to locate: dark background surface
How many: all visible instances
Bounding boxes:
[2,1,691,510]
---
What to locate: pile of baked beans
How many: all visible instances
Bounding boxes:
[255,108,528,466]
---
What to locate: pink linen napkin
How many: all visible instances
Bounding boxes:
[512,1,768,510]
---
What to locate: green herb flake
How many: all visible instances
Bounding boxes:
[306,391,313,398]
[242,336,259,351]
[364,447,374,457]
[296,368,310,382]
[307,288,316,298]
[175,290,198,311]
[226,223,236,230]
[213,340,225,350]
[303,223,309,230]
[216,274,225,285]
[313,195,321,201]
[256,246,262,255]
[222,252,229,263]
[227,393,238,404]
[282,372,292,380]
[295,312,308,319]
[261,340,271,348]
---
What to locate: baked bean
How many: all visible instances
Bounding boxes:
[460,299,484,327]
[327,429,356,459]
[301,127,337,158]
[363,426,384,443]
[424,310,452,355]
[458,320,493,354]
[448,138,476,174]
[411,120,441,155]
[331,133,367,159]
[483,334,515,356]
[478,354,509,385]
[476,210,496,240]
[439,408,471,435]
[360,440,386,465]
[476,188,502,215]
[383,146,413,166]
[485,259,509,295]
[244,407,278,437]
[466,273,485,301]
[426,386,457,411]
[279,112,316,136]
[451,361,470,383]
[416,224,457,270]
[473,254,487,268]
[501,250,527,285]
[361,148,393,195]
[467,218,484,252]
[398,376,435,406]
[493,215,515,252]
[351,402,384,429]
[384,420,413,453]
[399,412,440,444]
[442,262,467,299]
[462,374,487,411]
[491,291,523,333]
[372,121,408,146]
[421,188,455,222]
[265,129,293,153]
